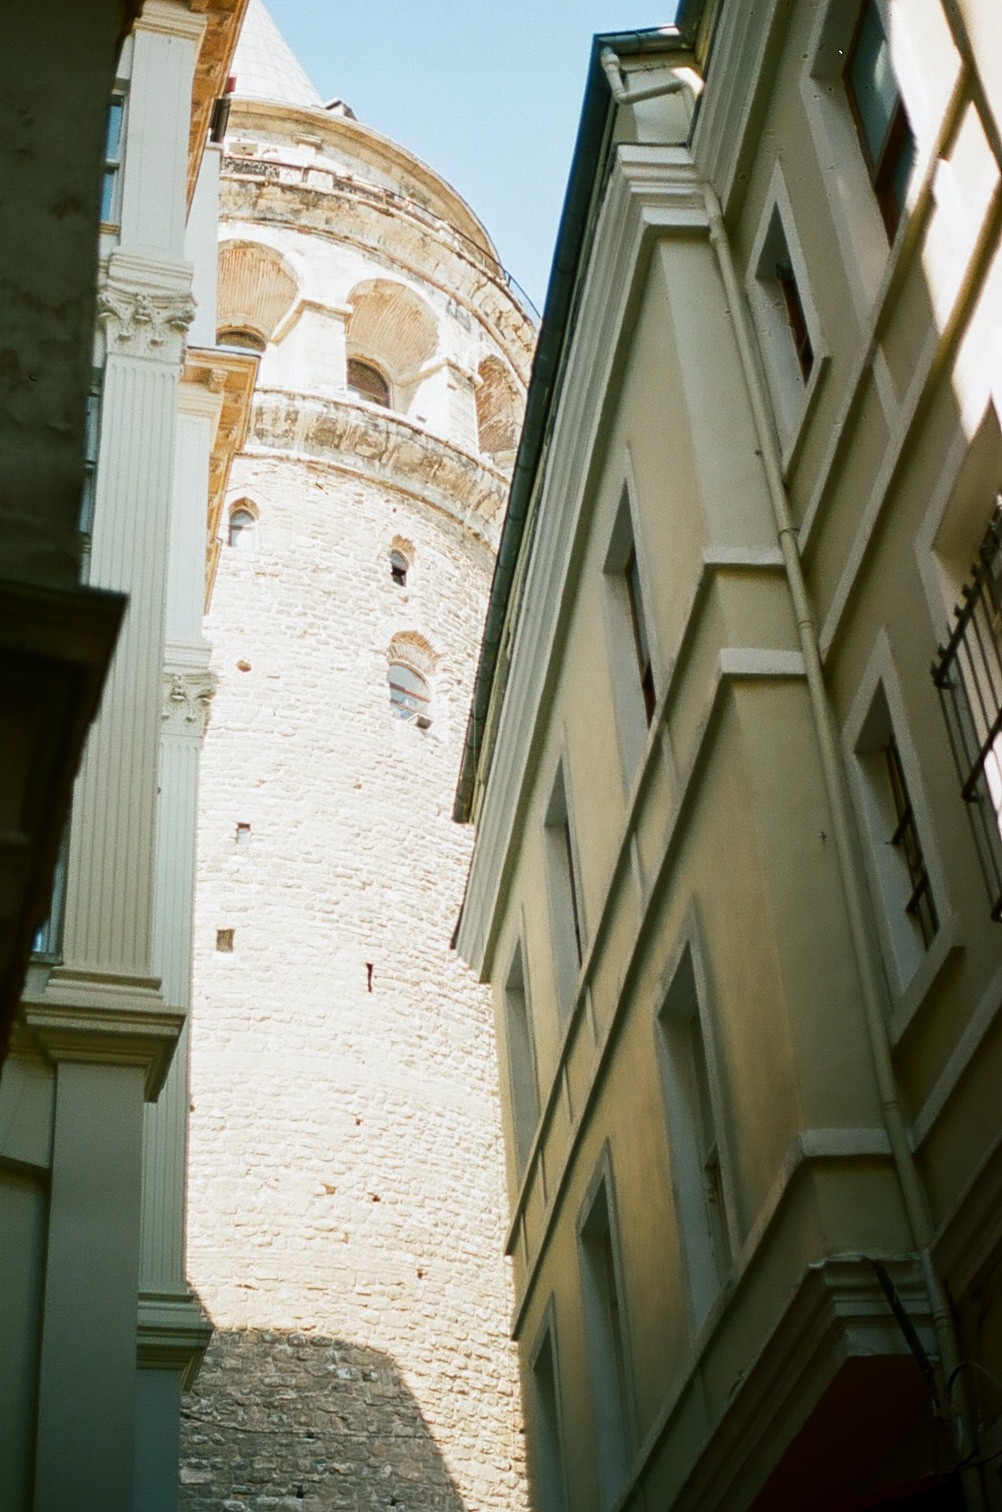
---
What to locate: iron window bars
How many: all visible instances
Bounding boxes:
[931,499,1002,920]
[882,731,939,948]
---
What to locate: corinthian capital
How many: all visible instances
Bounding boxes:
[99,283,197,359]
[162,669,216,737]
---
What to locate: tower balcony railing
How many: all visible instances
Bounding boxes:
[931,499,1002,920]
[222,153,540,324]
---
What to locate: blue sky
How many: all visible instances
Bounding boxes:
[266,2,678,313]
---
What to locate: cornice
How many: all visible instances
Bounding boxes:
[137,1291,213,1388]
[247,388,510,545]
[226,97,497,262]
[135,0,207,42]
[20,970,182,1101]
[186,0,249,205]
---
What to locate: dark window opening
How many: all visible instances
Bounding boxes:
[776,260,814,382]
[625,547,656,723]
[348,358,390,408]
[389,550,408,587]
[845,0,917,241]
[932,499,1002,920]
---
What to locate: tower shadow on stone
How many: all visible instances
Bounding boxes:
[180,1324,468,1512]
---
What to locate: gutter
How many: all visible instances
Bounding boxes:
[452,7,707,825]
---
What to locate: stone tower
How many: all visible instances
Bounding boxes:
[181,4,535,1508]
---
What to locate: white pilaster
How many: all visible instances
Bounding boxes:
[33,1061,146,1512]
[120,1,206,260]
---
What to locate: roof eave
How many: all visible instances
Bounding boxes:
[452,12,709,827]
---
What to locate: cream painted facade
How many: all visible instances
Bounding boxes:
[0,4,251,1510]
[457,4,1002,1511]
[181,6,533,1509]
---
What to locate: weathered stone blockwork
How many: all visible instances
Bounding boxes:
[183,11,533,1508]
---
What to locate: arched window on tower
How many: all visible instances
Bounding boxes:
[389,549,409,587]
[228,505,257,549]
[388,662,431,726]
[347,358,390,408]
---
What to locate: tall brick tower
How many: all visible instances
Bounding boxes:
[181,4,535,1508]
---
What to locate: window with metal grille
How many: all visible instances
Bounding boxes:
[388,662,431,726]
[882,730,939,948]
[347,358,390,408]
[844,0,916,241]
[931,500,1002,920]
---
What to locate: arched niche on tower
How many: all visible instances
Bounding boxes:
[217,240,300,351]
[346,279,439,418]
[475,355,521,471]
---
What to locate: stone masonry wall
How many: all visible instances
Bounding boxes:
[183,445,527,1512]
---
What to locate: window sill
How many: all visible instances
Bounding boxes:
[887,910,962,1047]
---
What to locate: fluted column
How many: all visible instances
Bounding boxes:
[23,10,207,1511]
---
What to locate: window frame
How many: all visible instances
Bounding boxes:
[527,1302,570,1512]
[347,356,391,409]
[843,0,917,243]
[602,477,660,792]
[844,635,952,1015]
[502,935,541,1179]
[543,758,585,1022]
[387,660,431,727]
[575,1154,635,1510]
[100,89,128,228]
[746,171,827,471]
[654,926,735,1330]
[227,504,257,550]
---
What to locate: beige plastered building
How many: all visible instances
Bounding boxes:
[181,5,533,1508]
[456,2,1002,1510]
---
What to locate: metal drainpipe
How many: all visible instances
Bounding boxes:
[600,46,687,106]
[701,183,984,1508]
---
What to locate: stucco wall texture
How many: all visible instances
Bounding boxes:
[182,449,527,1511]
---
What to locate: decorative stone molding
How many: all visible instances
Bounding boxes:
[221,171,536,383]
[248,388,509,544]
[99,284,197,359]
[162,668,216,736]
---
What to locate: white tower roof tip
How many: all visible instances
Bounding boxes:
[231,0,325,111]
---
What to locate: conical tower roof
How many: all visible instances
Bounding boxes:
[232,0,324,110]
